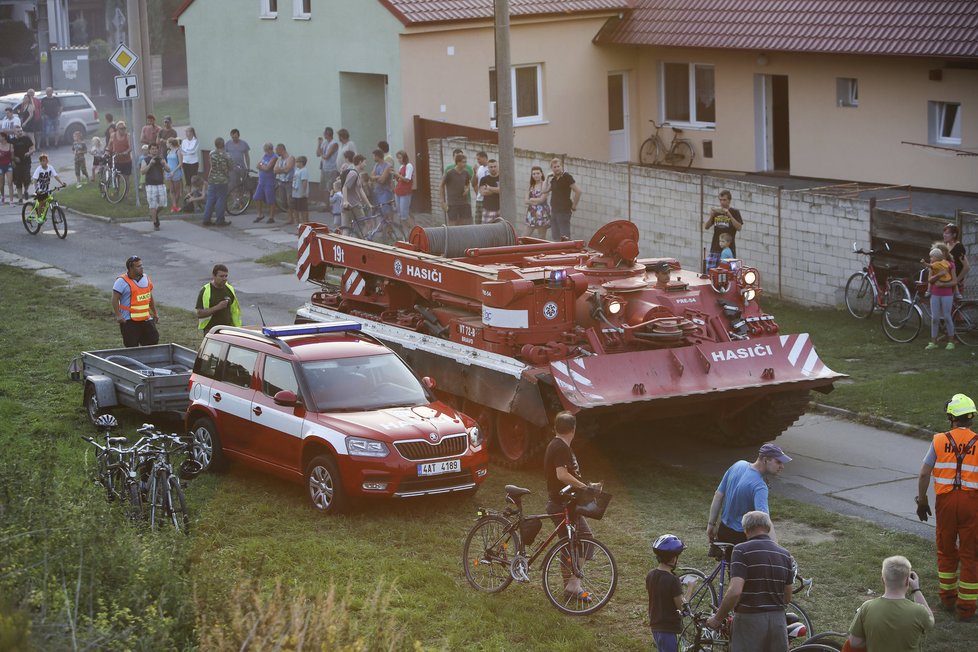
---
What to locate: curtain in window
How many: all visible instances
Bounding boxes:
[515,67,538,118]
[695,66,715,123]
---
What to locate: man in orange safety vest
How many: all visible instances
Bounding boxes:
[111,255,160,347]
[916,393,978,622]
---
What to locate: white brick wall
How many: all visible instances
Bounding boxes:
[428,138,975,307]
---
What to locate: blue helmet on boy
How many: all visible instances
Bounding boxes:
[653,534,686,555]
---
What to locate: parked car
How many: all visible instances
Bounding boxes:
[184,322,489,513]
[0,89,99,144]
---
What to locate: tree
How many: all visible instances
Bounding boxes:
[0,20,35,64]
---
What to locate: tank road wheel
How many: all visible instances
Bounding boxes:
[492,413,548,469]
[707,390,811,447]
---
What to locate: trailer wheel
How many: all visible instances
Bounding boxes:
[493,413,547,469]
[84,383,108,425]
[710,390,811,446]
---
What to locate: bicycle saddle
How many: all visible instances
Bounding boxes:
[504,485,531,497]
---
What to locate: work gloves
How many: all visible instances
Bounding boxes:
[915,496,932,522]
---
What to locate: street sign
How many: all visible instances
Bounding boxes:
[109,43,138,75]
[115,75,139,101]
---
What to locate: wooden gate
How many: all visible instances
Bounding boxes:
[413,115,497,212]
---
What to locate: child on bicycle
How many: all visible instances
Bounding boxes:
[30,153,66,210]
[647,534,687,652]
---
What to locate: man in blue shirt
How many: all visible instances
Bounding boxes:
[707,443,791,550]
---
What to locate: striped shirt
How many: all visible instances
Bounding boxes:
[730,534,794,613]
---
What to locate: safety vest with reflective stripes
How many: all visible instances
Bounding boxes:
[931,427,978,494]
[198,282,241,330]
[118,274,153,321]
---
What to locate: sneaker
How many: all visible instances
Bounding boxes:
[925,342,939,350]
[75,183,82,188]
[946,342,956,350]
[215,220,231,227]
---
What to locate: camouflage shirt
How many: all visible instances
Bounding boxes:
[208,150,233,185]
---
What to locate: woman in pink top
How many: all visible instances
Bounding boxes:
[924,247,958,351]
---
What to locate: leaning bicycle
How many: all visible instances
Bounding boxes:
[881,275,978,345]
[133,425,198,534]
[844,241,910,318]
[339,200,405,245]
[82,415,143,521]
[22,187,68,239]
[98,154,129,204]
[227,168,257,216]
[462,484,617,615]
[639,119,696,169]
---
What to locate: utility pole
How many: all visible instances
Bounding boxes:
[493,0,518,223]
[126,0,152,206]
[37,0,52,88]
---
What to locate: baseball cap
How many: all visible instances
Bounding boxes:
[758,443,791,463]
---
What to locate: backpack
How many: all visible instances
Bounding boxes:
[340,167,355,188]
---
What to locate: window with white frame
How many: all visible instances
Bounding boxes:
[260,0,278,18]
[489,64,544,126]
[929,101,962,145]
[661,62,715,126]
[293,0,311,19]
[836,78,858,107]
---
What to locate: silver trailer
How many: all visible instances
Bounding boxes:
[69,344,196,425]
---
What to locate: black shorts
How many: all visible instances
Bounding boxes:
[292,196,308,211]
[116,160,132,176]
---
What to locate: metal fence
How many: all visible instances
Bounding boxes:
[0,71,41,96]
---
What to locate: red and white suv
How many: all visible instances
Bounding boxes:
[184,322,488,513]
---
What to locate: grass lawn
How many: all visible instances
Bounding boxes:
[765,298,977,434]
[58,178,150,220]
[0,265,970,651]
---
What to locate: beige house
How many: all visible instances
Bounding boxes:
[394,0,978,193]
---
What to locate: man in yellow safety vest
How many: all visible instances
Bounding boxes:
[195,263,241,334]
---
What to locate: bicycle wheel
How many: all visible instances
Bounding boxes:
[639,138,661,165]
[787,600,814,648]
[671,141,695,169]
[275,184,290,211]
[792,645,842,652]
[51,206,67,239]
[954,302,978,346]
[542,536,617,615]
[882,299,923,343]
[93,452,112,500]
[165,475,190,533]
[677,568,719,650]
[21,201,41,234]
[885,279,911,305]
[844,272,877,318]
[122,480,143,521]
[226,184,252,216]
[105,171,128,204]
[799,631,848,651]
[462,515,518,593]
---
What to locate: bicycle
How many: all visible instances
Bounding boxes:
[226,167,257,216]
[639,119,696,169]
[681,609,731,651]
[844,241,911,318]
[678,543,815,649]
[97,154,129,204]
[881,274,978,345]
[132,424,197,534]
[338,200,406,245]
[82,417,143,521]
[462,484,617,615]
[22,187,68,239]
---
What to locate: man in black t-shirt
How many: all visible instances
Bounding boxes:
[543,411,596,600]
[478,159,501,223]
[704,189,744,270]
[140,143,170,230]
[39,88,62,149]
[10,126,34,202]
[546,157,582,241]
[195,264,241,334]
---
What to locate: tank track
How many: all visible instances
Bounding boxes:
[709,390,812,447]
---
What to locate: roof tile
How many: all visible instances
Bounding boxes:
[597,0,978,57]
[384,0,631,25]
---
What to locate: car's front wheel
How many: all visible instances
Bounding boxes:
[305,455,347,514]
[189,416,226,471]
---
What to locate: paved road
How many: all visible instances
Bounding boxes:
[0,182,938,540]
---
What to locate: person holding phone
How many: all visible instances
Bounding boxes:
[195,264,241,333]
[140,142,170,230]
[846,556,934,651]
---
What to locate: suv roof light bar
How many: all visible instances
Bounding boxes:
[262,322,362,338]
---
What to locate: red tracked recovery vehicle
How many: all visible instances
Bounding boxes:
[295,220,844,468]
